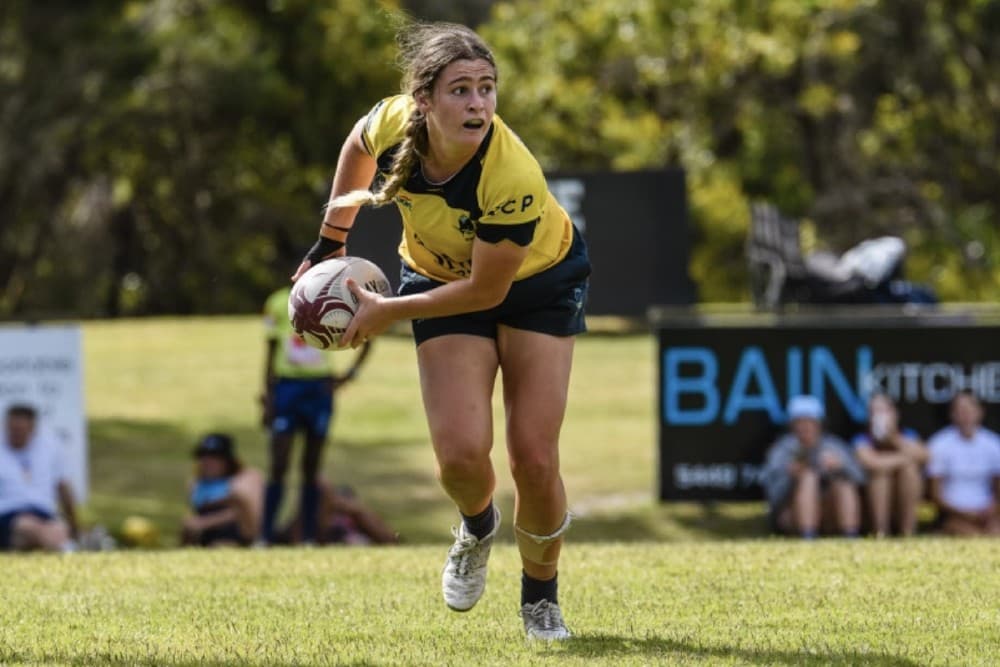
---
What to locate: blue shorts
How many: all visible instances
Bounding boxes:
[0,507,54,550]
[398,227,591,346]
[272,378,334,438]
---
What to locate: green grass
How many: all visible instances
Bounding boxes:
[4,316,993,665]
[2,540,998,666]
[81,316,695,544]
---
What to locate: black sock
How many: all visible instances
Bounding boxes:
[301,483,321,543]
[262,482,284,542]
[521,570,558,606]
[460,501,495,540]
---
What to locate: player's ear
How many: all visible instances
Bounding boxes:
[414,90,431,113]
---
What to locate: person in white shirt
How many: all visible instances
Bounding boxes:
[0,404,79,551]
[926,391,1000,536]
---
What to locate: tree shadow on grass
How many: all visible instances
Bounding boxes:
[568,502,772,543]
[554,633,925,666]
[667,501,772,540]
[0,652,372,667]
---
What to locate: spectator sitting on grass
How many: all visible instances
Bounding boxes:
[926,391,1000,536]
[0,403,80,552]
[181,433,263,547]
[761,395,865,538]
[272,477,398,546]
[853,393,929,537]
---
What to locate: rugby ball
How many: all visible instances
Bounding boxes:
[288,256,393,350]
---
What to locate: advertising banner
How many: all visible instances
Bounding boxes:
[0,325,87,502]
[658,317,1000,500]
[348,169,696,316]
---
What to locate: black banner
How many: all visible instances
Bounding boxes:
[346,169,696,316]
[657,315,1000,500]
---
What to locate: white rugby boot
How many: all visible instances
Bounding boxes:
[520,599,572,641]
[441,507,500,611]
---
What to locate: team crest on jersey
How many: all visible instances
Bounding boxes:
[456,215,476,241]
[395,194,413,210]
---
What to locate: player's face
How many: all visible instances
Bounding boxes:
[5,414,34,449]
[951,394,983,437]
[791,417,822,447]
[196,454,228,479]
[420,58,496,155]
[868,394,897,424]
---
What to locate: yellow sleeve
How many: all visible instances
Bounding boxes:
[361,95,415,159]
[478,125,546,227]
[263,289,286,340]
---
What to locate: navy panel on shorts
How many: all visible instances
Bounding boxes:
[398,227,591,346]
[271,378,334,438]
[0,507,54,550]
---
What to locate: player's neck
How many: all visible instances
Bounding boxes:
[422,146,476,184]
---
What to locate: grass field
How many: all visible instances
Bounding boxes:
[4,317,999,665]
[81,316,762,545]
[3,541,999,665]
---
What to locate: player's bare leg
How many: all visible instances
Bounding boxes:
[895,461,923,537]
[12,515,70,552]
[499,326,574,640]
[418,334,500,611]
[792,469,821,537]
[830,478,861,536]
[866,470,893,537]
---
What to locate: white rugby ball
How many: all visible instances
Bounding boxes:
[288,256,393,350]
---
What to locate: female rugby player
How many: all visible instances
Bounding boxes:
[293,22,589,640]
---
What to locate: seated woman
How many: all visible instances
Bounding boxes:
[181,433,263,547]
[274,477,397,546]
[853,393,929,536]
[927,391,1000,536]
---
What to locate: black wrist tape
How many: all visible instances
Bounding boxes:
[305,236,345,264]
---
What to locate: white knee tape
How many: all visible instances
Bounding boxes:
[514,512,572,566]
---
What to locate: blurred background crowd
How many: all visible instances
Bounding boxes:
[3,1,1000,551]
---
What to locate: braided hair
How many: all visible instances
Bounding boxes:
[329,22,497,210]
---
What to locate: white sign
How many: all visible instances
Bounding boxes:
[547,178,587,232]
[0,325,87,502]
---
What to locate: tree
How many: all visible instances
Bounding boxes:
[484,0,1000,301]
[1,0,400,317]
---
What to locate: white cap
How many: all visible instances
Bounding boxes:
[787,395,824,421]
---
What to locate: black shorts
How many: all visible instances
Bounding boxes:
[0,507,54,550]
[200,520,252,547]
[398,227,591,346]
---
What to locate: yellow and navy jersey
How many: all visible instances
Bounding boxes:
[360,95,574,283]
[263,287,333,379]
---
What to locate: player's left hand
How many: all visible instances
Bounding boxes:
[340,278,393,349]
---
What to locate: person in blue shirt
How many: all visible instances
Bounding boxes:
[852,393,928,537]
[181,434,263,547]
[761,395,866,538]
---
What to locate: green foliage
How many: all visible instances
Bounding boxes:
[1,0,400,317]
[485,0,1000,301]
[3,1,1000,311]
